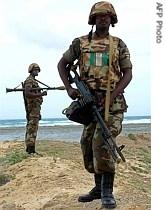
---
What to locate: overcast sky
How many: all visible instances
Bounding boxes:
[0,0,151,119]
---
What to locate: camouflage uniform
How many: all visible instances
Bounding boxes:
[59,1,132,207]
[63,34,132,174]
[24,75,43,147]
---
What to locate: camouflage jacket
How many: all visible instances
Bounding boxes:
[63,33,132,113]
[24,75,43,108]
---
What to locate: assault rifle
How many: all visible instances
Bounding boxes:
[68,65,126,163]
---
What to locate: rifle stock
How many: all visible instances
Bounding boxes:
[70,67,126,163]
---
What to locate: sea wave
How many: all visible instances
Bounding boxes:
[0,116,151,128]
[123,119,150,124]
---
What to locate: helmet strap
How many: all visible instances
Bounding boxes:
[88,25,94,43]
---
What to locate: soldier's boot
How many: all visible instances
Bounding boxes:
[101,172,117,209]
[26,144,36,154]
[78,174,101,202]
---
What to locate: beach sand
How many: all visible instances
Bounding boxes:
[0,132,151,210]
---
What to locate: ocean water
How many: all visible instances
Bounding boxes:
[0,116,151,141]
[0,116,151,128]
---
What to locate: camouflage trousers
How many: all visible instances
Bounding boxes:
[25,117,39,147]
[80,112,124,174]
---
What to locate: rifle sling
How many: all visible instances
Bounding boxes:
[104,36,114,122]
[34,78,50,88]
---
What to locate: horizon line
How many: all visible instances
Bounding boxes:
[0,115,151,121]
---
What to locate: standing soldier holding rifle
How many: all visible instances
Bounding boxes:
[6,63,65,154]
[58,1,132,209]
[23,63,47,154]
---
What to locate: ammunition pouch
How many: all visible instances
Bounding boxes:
[62,99,93,126]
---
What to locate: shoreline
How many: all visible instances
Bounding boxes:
[0,123,151,142]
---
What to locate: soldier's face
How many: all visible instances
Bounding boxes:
[32,68,40,76]
[95,14,111,29]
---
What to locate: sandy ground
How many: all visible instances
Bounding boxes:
[0,134,151,210]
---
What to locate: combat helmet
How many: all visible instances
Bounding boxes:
[88,1,118,26]
[28,63,40,73]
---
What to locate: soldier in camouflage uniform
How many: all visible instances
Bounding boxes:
[58,1,132,209]
[24,63,47,154]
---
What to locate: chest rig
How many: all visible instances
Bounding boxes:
[79,34,121,91]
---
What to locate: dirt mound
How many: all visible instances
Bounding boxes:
[0,134,150,210]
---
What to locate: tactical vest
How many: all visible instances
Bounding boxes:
[79,34,121,91]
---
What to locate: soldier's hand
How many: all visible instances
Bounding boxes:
[67,87,80,100]
[42,91,47,96]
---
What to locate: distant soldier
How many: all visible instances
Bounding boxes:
[58,1,132,209]
[23,63,47,154]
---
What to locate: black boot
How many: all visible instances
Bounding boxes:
[101,172,117,209]
[78,174,101,202]
[26,145,36,154]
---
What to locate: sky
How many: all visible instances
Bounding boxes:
[0,0,151,119]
